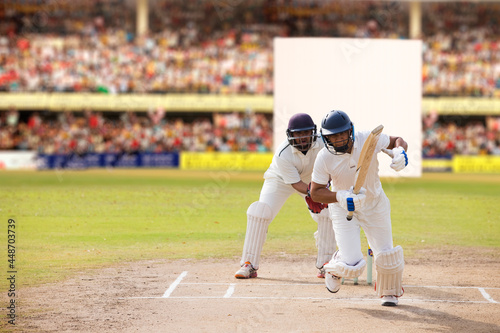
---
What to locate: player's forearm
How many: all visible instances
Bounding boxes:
[291,181,308,195]
[310,182,337,203]
[395,137,408,151]
[389,136,408,151]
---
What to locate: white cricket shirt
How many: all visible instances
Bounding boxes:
[264,138,325,185]
[312,131,390,200]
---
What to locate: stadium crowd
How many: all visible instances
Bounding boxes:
[422,113,500,157]
[1,1,499,96]
[422,3,500,97]
[0,107,273,153]
[2,106,500,157]
[1,1,500,156]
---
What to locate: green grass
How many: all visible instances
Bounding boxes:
[1,169,499,290]
[385,174,500,248]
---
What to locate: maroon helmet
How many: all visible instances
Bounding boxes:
[286,113,317,152]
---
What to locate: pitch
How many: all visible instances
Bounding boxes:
[14,255,500,332]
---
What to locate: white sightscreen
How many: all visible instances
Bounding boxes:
[274,38,422,177]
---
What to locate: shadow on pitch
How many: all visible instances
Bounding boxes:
[350,305,500,332]
[252,276,323,285]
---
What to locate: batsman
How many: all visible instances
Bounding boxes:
[310,110,409,306]
[235,113,337,280]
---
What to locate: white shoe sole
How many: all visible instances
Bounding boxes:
[325,274,340,293]
[381,296,398,306]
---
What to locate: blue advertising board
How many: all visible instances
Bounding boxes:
[36,152,179,169]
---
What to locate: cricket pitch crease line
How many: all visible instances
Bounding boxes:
[162,271,188,298]
[180,282,500,290]
[182,282,326,286]
[478,288,498,304]
[224,283,236,298]
[141,270,500,304]
[159,272,498,303]
[118,296,496,304]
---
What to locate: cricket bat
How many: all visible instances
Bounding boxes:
[346,124,384,221]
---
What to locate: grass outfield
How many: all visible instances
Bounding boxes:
[1,169,499,289]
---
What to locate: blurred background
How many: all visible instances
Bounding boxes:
[0,0,499,172]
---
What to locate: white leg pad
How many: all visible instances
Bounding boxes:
[324,255,366,279]
[312,211,336,269]
[375,245,404,297]
[240,201,272,269]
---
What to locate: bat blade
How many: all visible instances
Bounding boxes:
[346,124,383,221]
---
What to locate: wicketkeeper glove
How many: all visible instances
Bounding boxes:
[382,147,408,172]
[336,187,367,212]
[305,183,328,214]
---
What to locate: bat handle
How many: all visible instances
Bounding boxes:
[346,189,359,221]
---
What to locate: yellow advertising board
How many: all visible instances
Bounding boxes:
[2,93,499,115]
[422,98,500,115]
[422,158,453,172]
[0,93,274,112]
[180,152,273,171]
[452,155,500,173]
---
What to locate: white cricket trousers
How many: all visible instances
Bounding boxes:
[329,191,393,265]
[259,177,300,219]
[240,177,335,270]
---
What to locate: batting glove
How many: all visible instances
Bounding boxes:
[382,147,408,172]
[336,187,366,212]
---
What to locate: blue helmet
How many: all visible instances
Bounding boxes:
[286,113,317,152]
[320,110,355,154]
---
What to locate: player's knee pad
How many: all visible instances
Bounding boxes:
[313,216,333,244]
[375,245,404,297]
[247,201,272,222]
[311,211,331,234]
[324,255,366,279]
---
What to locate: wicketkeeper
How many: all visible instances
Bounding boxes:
[235,113,337,279]
[310,110,409,306]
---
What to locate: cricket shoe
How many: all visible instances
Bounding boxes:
[325,273,341,293]
[317,262,329,278]
[235,261,257,279]
[381,295,398,306]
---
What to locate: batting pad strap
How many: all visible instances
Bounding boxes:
[375,246,404,297]
[323,258,366,279]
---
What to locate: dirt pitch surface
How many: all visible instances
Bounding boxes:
[10,250,500,333]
